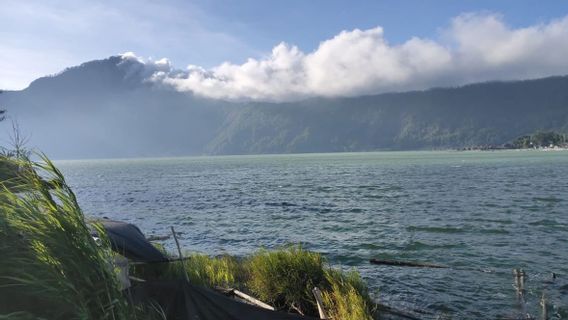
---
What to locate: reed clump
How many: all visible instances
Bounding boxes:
[173,254,244,288]
[163,246,376,319]
[0,156,162,319]
[245,246,375,318]
[322,269,375,320]
[246,246,326,315]
[0,156,128,319]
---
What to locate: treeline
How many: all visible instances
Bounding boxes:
[511,131,568,149]
[208,76,568,154]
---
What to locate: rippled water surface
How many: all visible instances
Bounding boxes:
[57,151,568,319]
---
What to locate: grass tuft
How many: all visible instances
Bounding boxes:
[322,269,375,320]
[160,253,244,288]
[246,246,325,315]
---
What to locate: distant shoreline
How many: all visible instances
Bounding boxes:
[458,146,568,152]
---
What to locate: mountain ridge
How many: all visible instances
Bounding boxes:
[1,56,567,159]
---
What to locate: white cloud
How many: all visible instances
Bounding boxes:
[153,13,568,102]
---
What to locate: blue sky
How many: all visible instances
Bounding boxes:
[192,0,568,50]
[2,0,568,98]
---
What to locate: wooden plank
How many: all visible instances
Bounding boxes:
[312,287,328,319]
[129,275,146,282]
[232,289,275,311]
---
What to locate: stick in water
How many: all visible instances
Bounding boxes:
[370,258,448,268]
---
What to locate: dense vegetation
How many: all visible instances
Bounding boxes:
[1,56,567,158]
[0,154,374,319]
[208,77,568,154]
[511,131,568,148]
[144,248,374,319]
[0,156,137,319]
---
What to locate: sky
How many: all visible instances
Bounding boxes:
[2,0,568,100]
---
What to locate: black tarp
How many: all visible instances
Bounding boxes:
[99,220,168,263]
[133,280,313,320]
[98,221,312,319]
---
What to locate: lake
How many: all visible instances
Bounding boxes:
[56,150,568,319]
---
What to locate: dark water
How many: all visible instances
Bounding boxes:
[56,150,568,319]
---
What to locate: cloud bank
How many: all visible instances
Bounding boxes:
[133,13,568,102]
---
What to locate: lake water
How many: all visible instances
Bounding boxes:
[56,150,568,319]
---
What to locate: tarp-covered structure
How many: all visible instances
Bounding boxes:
[98,219,314,320]
[99,219,168,263]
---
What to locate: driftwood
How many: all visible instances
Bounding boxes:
[370,258,448,269]
[312,287,328,319]
[216,287,275,310]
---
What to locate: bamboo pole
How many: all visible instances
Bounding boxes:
[171,226,189,283]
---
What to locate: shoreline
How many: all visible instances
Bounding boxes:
[457,146,568,152]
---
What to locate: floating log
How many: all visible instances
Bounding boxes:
[370,258,448,269]
[146,234,171,241]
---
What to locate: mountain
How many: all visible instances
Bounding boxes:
[211,77,568,154]
[0,57,230,159]
[1,56,568,159]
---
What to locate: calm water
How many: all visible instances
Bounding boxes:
[56,150,568,319]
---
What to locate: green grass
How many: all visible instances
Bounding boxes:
[323,269,375,320]
[245,246,375,318]
[184,254,244,288]
[140,253,245,288]
[0,155,126,319]
[0,156,28,191]
[246,246,326,315]
[0,156,164,320]
[155,246,376,319]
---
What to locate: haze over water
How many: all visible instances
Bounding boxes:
[57,150,568,319]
